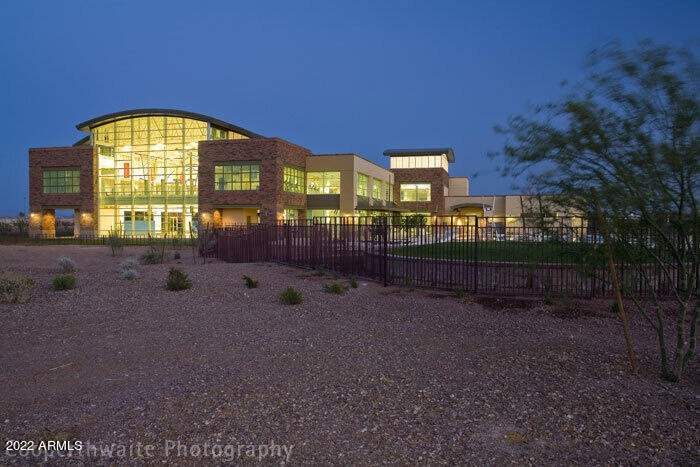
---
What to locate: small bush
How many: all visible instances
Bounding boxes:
[454,286,465,299]
[174,252,181,260]
[56,257,76,273]
[0,273,36,303]
[107,229,123,256]
[52,274,76,291]
[332,271,339,280]
[242,275,258,288]
[323,281,349,295]
[119,258,139,271]
[407,276,414,292]
[166,267,191,291]
[141,245,164,264]
[122,269,140,280]
[314,265,325,276]
[280,286,302,305]
[349,276,358,288]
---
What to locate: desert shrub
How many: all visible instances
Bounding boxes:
[280,286,302,305]
[106,229,123,256]
[122,269,140,280]
[407,276,414,292]
[52,274,76,291]
[454,286,465,299]
[141,245,164,265]
[323,281,348,295]
[0,273,36,303]
[166,267,191,291]
[332,271,339,280]
[314,265,325,276]
[119,258,139,271]
[349,276,358,288]
[242,275,258,289]
[56,257,76,273]
[165,268,192,291]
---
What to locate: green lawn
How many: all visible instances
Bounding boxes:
[391,241,598,264]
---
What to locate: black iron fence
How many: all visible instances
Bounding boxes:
[206,216,690,298]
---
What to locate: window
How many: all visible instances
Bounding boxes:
[308,209,340,222]
[400,183,431,202]
[386,183,393,202]
[283,166,305,193]
[284,208,299,221]
[372,179,382,200]
[211,127,227,140]
[43,169,80,194]
[357,173,368,197]
[390,155,449,171]
[307,171,340,194]
[214,163,260,191]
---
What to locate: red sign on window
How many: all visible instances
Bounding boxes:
[124,162,130,178]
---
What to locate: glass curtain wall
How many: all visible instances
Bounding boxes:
[92,115,247,237]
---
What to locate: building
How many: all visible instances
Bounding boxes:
[28,108,566,238]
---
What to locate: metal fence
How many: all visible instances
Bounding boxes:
[204,216,689,298]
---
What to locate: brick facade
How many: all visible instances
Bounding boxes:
[391,168,450,216]
[28,146,97,237]
[198,138,310,224]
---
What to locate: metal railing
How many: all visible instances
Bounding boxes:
[205,216,689,298]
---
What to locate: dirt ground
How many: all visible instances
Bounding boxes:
[0,244,698,464]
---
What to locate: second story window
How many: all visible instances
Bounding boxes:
[283,166,305,193]
[386,183,393,202]
[214,163,260,191]
[357,173,368,197]
[43,168,80,194]
[372,179,382,200]
[400,183,431,202]
[307,172,340,194]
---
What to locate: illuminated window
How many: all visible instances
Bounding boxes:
[284,208,299,220]
[372,179,382,200]
[386,183,393,202]
[400,183,431,202]
[211,127,227,140]
[283,166,305,193]
[43,169,80,194]
[215,163,260,191]
[307,172,340,194]
[357,173,368,197]
[390,155,448,171]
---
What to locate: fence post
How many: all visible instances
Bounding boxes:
[474,215,479,292]
[383,216,388,286]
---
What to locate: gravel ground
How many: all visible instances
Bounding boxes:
[1,244,698,464]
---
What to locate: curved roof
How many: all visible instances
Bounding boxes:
[383,147,454,163]
[75,108,263,139]
[451,202,493,210]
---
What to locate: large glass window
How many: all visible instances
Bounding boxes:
[357,173,368,197]
[400,183,431,202]
[43,169,80,194]
[308,209,340,221]
[307,172,340,194]
[372,179,382,200]
[386,183,393,202]
[215,163,260,191]
[283,166,305,193]
[390,155,449,171]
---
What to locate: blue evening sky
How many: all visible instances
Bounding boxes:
[0,0,697,215]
